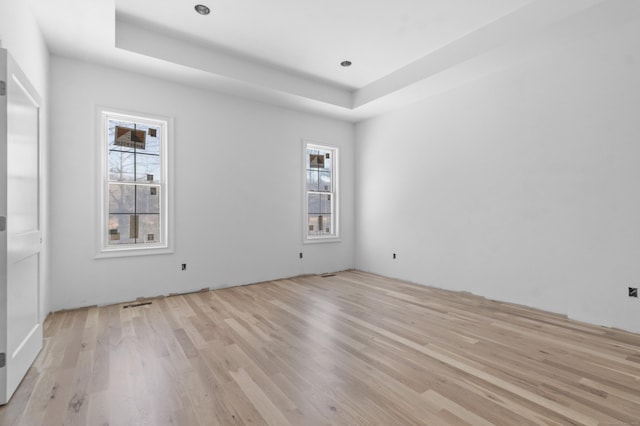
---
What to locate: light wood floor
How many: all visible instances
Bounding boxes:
[2,270,640,425]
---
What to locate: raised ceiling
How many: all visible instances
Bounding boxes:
[26,0,640,121]
[115,0,532,89]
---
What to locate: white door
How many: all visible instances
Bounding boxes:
[0,49,43,405]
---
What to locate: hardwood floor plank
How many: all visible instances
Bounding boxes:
[2,270,640,424]
[41,367,76,425]
[0,366,40,426]
[17,366,53,426]
[229,367,291,426]
[423,389,495,426]
[87,389,110,426]
[63,349,92,425]
[173,328,199,359]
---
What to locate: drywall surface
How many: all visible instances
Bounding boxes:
[0,1,49,95]
[0,0,51,319]
[50,56,354,310]
[355,18,640,333]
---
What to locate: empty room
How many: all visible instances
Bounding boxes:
[1,0,640,424]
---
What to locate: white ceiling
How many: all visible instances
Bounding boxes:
[25,0,640,121]
[115,0,532,89]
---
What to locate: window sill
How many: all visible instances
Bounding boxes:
[304,237,341,245]
[96,245,173,259]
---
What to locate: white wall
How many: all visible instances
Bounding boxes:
[0,0,51,319]
[355,18,640,333]
[49,56,354,310]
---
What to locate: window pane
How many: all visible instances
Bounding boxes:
[137,185,160,214]
[309,152,324,169]
[108,150,135,181]
[140,125,161,155]
[307,214,332,235]
[108,120,161,154]
[307,149,332,172]
[107,214,159,245]
[135,153,161,182]
[306,149,314,169]
[138,214,160,244]
[306,170,319,192]
[322,214,333,234]
[109,152,160,183]
[107,214,134,245]
[322,151,332,173]
[109,183,135,214]
[308,193,321,214]
[320,194,333,214]
[319,171,331,192]
[108,119,135,153]
[308,193,332,214]
[308,214,319,235]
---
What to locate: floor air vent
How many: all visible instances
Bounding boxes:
[123,301,152,308]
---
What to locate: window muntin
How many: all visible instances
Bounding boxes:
[100,110,169,253]
[304,142,338,241]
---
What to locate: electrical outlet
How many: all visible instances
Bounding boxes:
[629,287,638,298]
[181,263,187,271]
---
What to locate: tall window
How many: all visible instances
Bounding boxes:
[99,109,170,255]
[304,141,339,242]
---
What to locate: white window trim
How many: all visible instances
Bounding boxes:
[303,140,340,244]
[95,106,174,258]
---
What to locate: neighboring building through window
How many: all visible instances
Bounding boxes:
[304,141,339,242]
[99,109,171,255]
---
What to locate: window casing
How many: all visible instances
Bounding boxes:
[98,109,172,256]
[304,141,339,242]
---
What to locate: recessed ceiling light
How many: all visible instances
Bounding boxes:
[340,60,352,67]
[194,4,210,15]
